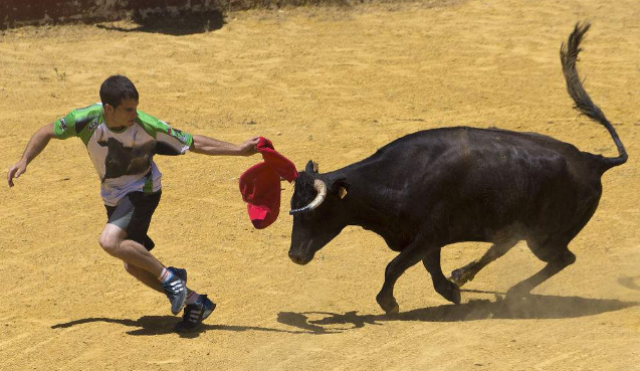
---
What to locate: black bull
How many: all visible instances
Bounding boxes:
[288,23,628,314]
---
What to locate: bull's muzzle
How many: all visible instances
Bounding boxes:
[288,250,314,265]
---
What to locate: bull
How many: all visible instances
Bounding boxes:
[288,23,628,314]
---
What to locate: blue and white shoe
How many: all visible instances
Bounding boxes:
[168,267,187,284]
[174,294,217,333]
[163,267,187,315]
[200,295,216,321]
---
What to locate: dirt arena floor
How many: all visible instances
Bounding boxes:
[1,0,640,369]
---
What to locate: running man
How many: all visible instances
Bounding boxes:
[7,75,260,332]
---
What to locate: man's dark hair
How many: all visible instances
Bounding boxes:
[99,75,139,108]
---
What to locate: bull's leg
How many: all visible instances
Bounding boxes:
[376,241,430,315]
[449,240,518,287]
[507,243,576,297]
[422,249,461,304]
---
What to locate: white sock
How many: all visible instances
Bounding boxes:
[186,289,201,305]
[158,268,174,284]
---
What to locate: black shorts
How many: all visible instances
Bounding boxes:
[105,191,161,251]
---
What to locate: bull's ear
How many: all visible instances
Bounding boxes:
[305,160,319,173]
[331,178,350,199]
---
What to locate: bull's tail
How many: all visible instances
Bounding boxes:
[561,22,628,170]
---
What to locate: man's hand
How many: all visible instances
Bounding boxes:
[238,137,261,156]
[7,123,56,187]
[7,160,27,187]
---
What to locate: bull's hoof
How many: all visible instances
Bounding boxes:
[449,267,475,287]
[376,295,399,315]
[437,280,461,305]
[506,284,532,298]
[384,302,400,315]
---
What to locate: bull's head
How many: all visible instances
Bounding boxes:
[288,161,349,265]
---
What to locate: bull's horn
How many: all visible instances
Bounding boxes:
[289,179,327,215]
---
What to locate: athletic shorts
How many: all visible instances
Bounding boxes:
[105,191,161,251]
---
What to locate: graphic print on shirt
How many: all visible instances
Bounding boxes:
[167,127,190,144]
[97,137,156,181]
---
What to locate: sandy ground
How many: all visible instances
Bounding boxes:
[1,0,640,369]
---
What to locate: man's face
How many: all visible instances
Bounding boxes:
[105,98,139,128]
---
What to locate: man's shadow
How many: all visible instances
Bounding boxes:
[96,10,225,36]
[278,292,640,334]
[52,315,307,339]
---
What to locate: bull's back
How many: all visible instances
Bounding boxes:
[358,127,603,243]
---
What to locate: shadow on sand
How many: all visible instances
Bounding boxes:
[52,315,307,339]
[618,276,640,292]
[96,10,225,36]
[277,292,640,334]
[51,292,639,337]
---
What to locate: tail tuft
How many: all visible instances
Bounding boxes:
[560,22,627,169]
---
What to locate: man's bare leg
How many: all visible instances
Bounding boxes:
[99,223,186,314]
[99,223,164,276]
[124,263,163,293]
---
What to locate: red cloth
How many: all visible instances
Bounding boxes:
[239,137,298,229]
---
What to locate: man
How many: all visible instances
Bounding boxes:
[7,75,260,332]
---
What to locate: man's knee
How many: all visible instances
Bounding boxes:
[99,235,120,255]
[100,224,125,256]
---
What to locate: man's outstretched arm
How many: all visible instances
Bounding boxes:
[190,135,260,157]
[7,123,57,187]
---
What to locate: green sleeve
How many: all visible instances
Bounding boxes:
[53,104,102,144]
[137,110,194,148]
[53,111,78,140]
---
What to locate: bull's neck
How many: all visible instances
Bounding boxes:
[329,165,404,234]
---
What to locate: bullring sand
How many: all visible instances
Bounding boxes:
[1,0,640,370]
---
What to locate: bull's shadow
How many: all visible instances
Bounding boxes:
[278,292,639,334]
[52,315,306,339]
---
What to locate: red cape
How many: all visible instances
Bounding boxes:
[239,137,298,229]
